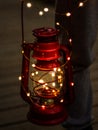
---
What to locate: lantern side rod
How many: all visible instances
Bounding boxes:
[21,0,24,44]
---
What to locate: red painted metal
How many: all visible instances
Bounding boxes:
[27,104,68,125]
[33,27,59,37]
[32,42,60,61]
[32,27,60,61]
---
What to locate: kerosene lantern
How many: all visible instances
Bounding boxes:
[20,27,74,125]
[20,0,74,126]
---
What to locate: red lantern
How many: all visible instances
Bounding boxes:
[20,27,74,125]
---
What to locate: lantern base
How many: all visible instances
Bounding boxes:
[27,104,68,125]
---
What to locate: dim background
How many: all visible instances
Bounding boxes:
[0,0,98,130]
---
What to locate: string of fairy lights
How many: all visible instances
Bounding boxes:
[21,0,89,48]
[19,0,89,47]
[19,0,89,109]
[55,0,89,47]
[26,0,88,16]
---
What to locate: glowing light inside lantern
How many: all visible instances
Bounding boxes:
[51,72,55,77]
[52,89,55,93]
[31,72,34,76]
[38,79,44,84]
[45,86,49,90]
[43,83,48,88]
[35,71,38,75]
[60,83,63,87]
[58,75,62,80]
[58,68,61,72]
[32,64,36,67]
[53,68,57,72]
[30,66,64,99]
[52,82,56,87]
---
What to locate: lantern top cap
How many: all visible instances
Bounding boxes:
[32,27,59,37]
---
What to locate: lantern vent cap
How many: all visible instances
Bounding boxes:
[32,27,59,37]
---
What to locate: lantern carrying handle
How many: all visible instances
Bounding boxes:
[21,0,25,44]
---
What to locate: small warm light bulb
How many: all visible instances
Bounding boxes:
[58,68,61,72]
[18,76,22,81]
[52,89,55,92]
[52,89,55,93]
[27,92,30,97]
[58,75,62,79]
[45,86,49,90]
[66,12,71,17]
[26,2,32,8]
[69,38,72,43]
[70,82,74,86]
[32,64,36,67]
[60,99,64,103]
[31,72,34,76]
[39,11,44,16]
[67,56,70,61]
[41,105,46,110]
[52,82,56,87]
[79,2,84,7]
[52,72,55,77]
[44,7,49,12]
[60,83,63,87]
[39,79,44,83]
[53,68,57,72]
[43,83,47,88]
[35,71,38,75]
[56,22,60,26]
